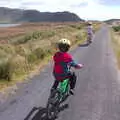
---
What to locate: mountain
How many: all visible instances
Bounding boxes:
[104,19,120,24]
[0,7,83,23]
[0,7,23,23]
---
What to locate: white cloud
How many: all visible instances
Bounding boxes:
[98,0,120,6]
[0,0,120,20]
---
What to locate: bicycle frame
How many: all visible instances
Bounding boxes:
[58,78,69,94]
[46,72,75,119]
[46,79,70,119]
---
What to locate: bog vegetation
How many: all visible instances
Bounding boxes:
[0,22,100,90]
[112,25,120,68]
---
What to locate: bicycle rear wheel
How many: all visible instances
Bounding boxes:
[47,102,58,119]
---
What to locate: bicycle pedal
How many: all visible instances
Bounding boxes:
[69,90,74,95]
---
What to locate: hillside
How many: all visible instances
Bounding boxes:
[104,19,120,24]
[0,7,83,23]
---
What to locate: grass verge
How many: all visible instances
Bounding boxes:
[111,25,120,69]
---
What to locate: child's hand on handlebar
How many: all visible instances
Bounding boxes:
[75,64,83,69]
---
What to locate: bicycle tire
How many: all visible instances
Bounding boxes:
[46,90,60,119]
[47,102,58,119]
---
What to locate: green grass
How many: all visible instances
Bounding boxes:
[111,29,120,69]
[12,31,56,45]
[112,26,120,32]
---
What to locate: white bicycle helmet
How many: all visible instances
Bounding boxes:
[58,38,71,52]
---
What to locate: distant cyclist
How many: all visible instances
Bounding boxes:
[51,38,83,95]
[86,21,94,44]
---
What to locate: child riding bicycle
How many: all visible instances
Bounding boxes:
[51,38,83,95]
[86,22,94,43]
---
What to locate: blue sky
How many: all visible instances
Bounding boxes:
[0,0,120,20]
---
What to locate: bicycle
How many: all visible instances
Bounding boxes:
[87,33,93,44]
[46,68,76,119]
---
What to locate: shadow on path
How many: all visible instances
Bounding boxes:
[78,42,90,47]
[24,104,69,120]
